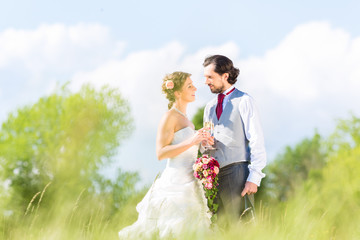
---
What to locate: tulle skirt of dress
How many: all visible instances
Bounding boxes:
[118,166,212,239]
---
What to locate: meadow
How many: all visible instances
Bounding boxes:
[1,85,359,239]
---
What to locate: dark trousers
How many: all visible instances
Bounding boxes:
[216,162,255,227]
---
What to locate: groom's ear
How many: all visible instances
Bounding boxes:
[222,73,229,82]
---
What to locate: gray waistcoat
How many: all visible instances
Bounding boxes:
[204,89,250,168]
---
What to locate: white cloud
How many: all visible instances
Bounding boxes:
[0,23,125,123]
[71,42,185,128]
[0,23,125,83]
[238,22,360,155]
[71,41,242,121]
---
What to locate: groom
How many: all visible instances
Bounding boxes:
[202,55,267,226]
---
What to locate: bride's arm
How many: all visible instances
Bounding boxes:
[156,113,206,160]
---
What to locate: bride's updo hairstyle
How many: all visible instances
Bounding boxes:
[162,71,191,109]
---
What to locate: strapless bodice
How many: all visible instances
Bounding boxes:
[166,127,198,171]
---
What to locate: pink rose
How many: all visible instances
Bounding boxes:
[214,166,219,175]
[202,158,210,164]
[192,164,197,171]
[195,163,202,171]
[202,164,208,170]
[205,182,213,189]
[165,80,174,89]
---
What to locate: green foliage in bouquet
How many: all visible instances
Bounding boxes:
[193,154,220,224]
[205,176,219,223]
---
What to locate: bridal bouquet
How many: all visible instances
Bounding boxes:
[193,154,220,222]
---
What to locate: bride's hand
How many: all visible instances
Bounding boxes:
[188,128,210,146]
[199,129,214,147]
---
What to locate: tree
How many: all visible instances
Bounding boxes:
[192,106,205,130]
[0,84,136,213]
[327,114,360,154]
[258,132,327,203]
[277,118,360,240]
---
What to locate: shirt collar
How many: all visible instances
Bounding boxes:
[223,85,235,95]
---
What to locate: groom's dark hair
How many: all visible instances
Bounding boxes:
[203,55,240,84]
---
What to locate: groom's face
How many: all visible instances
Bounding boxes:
[204,63,226,94]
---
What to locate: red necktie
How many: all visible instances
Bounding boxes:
[216,93,225,120]
[216,88,235,120]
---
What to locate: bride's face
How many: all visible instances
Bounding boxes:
[177,77,197,102]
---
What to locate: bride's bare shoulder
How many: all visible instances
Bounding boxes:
[158,109,178,129]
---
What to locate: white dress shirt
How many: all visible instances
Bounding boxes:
[220,86,267,186]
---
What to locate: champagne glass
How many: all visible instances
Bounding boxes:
[203,120,216,150]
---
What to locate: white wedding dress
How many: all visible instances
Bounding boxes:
[118,127,212,239]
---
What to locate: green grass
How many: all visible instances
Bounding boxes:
[2,147,360,240]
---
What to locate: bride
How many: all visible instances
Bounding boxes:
[118,72,214,239]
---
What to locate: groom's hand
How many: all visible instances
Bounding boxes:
[200,131,214,147]
[241,181,258,197]
[206,136,214,146]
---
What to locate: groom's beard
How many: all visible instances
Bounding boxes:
[208,84,225,94]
